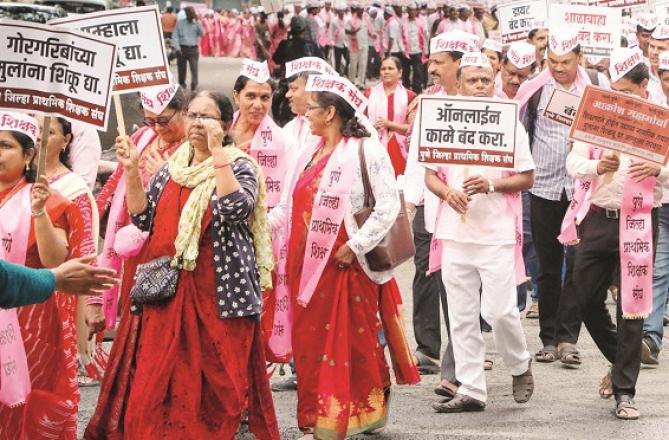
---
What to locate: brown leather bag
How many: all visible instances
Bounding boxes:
[353,139,416,272]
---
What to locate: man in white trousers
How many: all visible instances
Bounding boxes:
[424,51,535,412]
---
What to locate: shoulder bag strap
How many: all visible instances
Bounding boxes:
[358,138,376,209]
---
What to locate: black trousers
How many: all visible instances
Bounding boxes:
[412,206,453,380]
[367,45,381,79]
[334,46,348,75]
[530,193,576,348]
[571,208,657,398]
[391,51,411,89]
[177,46,199,91]
[409,53,427,94]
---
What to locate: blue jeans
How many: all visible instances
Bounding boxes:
[643,204,669,349]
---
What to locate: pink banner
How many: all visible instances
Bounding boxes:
[619,175,655,319]
[0,184,32,407]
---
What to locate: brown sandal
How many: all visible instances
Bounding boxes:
[615,398,639,420]
[559,347,582,369]
[432,394,486,413]
[512,360,534,403]
[599,371,613,399]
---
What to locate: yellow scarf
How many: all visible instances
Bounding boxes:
[167,142,274,290]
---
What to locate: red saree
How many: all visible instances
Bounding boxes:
[287,154,419,440]
[86,179,279,439]
[0,186,78,440]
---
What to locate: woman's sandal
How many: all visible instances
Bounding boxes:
[599,371,613,399]
[534,346,558,363]
[558,347,582,369]
[615,398,640,420]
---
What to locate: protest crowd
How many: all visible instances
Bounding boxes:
[2,0,669,439]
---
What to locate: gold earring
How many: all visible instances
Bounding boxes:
[25,163,30,171]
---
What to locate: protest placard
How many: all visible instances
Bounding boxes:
[0,20,116,129]
[655,0,669,14]
[497,0,548,44]
[543,89,581,127]
[550,4,621,59]
[417,96,518,169]
[579,0,647,8]
[50,5,169,94]
[570,86,669,165]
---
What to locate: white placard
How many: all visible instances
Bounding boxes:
[0,20,116,130]
[417,96,518,169]
[50,5,170,94]
[497,0,548,45]
[543,89,581,126]
[550,4,622,59]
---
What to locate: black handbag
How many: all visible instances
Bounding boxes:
[130,256,179,304]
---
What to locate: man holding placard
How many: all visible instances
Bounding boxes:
[564,48,669,420]
[423,52,535,413]
[516,29,604,366]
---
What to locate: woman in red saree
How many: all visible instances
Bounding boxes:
[364,56,416,177]
[85,86,189,438]
[268,78,419,439]
[86,91,279,439]
[0,112,77,439]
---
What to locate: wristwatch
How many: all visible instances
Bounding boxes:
[487,179,495,194]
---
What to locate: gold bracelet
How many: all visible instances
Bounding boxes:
[213,162,232,169]
[31,208,46,218]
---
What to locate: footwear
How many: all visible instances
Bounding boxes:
[608,286,618,303]
[434,381,458,399]
[640,336,660,366]
[525,303,539,319]
[271,376,297,392]
[414,351,440,375]
[484,359,494,371]
[512,360,534,403]
[615,395,640,420]
[599,371,613,399]
[432,394,486,413]
[664,314,669,326]
[534,345,558,363]
[558,345,582,369]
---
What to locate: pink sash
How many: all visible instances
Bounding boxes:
[268,137,358,356]
[98,128,156,330]
[516,67,592,111]
[0,184,32,407]
[368,83,409,158]
[426,169,526,285]
[233,112,287,208]
[401,17,427,62]
[333,17,345,47]
[558,147,655,319]
[363,13,380,52]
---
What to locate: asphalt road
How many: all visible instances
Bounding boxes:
[80,57,669,440]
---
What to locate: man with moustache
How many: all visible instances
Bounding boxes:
[645,24,669,105]
[497,41,536,99]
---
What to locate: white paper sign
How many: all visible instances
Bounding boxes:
[543,89,581,126]
[550,4,622,59]
[497,0,548,45]
[0,20,116,129]
[417,96,518,169]
[50,5,170,94]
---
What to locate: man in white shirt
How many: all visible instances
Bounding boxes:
[331,5,349,75]
[384,6,409,82]
[406,2,429,93]
[424,52,534,412]
[565,48,669,419]
[346,3,370,88]
[646,25,669,105]
[366,6,384,80]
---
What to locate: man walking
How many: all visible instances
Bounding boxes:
[173,6,204,91]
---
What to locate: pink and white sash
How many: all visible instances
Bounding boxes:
[368,83,409,158]
[363,13,380,52]
[401,17,427,62]
[516,66,592,112]
[268,137,358,356]
[0,184,32,407]
[98,128,156,330]
[558,147,655,318]
[350,16,360,52]
[233,112,287,208]
[426,169,526,286]
[333,17,346,47]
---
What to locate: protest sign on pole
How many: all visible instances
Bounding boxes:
[50,5,170,94]
[569,86,669,165]
[417,96,518,169]
[575,0,647,8]
[550,4,621,59]
[0,20,116,130]
[543,89,581,127]
[497,0,548,45]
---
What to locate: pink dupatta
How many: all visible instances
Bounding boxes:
[367,82,409,158]
[0,183,32,407]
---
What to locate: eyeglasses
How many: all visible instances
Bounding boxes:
[185,112,221,122]
[305,104,323,113]
[143,110,178,128]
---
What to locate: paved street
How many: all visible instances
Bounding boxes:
[82,57,669,439]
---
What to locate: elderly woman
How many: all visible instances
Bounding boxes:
[87,91,279,439]
[0,112,76,439]
[231,60,287,208]
[364,56,416,176]
[85,85,199,438]
[268,76,418,439]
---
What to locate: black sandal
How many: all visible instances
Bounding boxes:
[432,394,486,413]
[559,347,582,369]
[534,345,558,363]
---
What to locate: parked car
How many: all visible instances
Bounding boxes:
[0,2,67,23]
